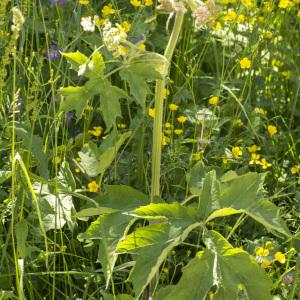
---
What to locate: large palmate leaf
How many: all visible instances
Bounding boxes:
[117,203,201,298]
[192,171,290,236]
[60,50,128,130]
[159,231,273,300]
[78,131,131,177]
[77,185,150,287]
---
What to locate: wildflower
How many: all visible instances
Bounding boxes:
[88,181,99,192]
[66,111,75,125]
[85,105,93,111]
[261,259,271,269]
[192,4,212,27]
[163,88,170,99]
[102,5,115,16]
[249,153,261,165]
[255,247,269,257]
[281,70,292,79]
[75,167,81,173]
[169,103,179,111]
[46,44,62,61]
[80,16,95,32]
[234,118,244,127]
[237,14,246,23]
[223,11,237,21]
[267,125,277,136]
[283,274,293,285]
[165,122,172,129]
[208,96,218,105]
[118,45,130,56]
[241,0,256,9]
[240,57,251,69]
[177,116,187,124]
[79,0,89,5]
[145,0,153,6]
[131,0,142,7]
[50,0,65,5]
[122,21,131,33]
[231,146,242,158]
[164,129,172,135]
[291,165,300,174]
[260,158,272,169]
[278,0,292,8]
[247,144,261,153]
[88,126,103,137]
[148,108,155,118]
[52,156,62,165]
[174,129,183,135]
[274,252,286,264]
[161,135,169,146]
[138,43,146,51]
[255,107,267,116]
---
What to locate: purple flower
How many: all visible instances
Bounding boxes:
[49,0,65,6]
[46,44,62,61]
[66,111,75,126]
[283,273,293,285]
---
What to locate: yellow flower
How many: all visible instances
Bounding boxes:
[122,21,131,32]
[290,165,299,174]
[193,152,201,161]
[119,45,129,56]
[138,43,146,51]
[237,14,246,23]
[223,11,237,21]
[177,116,187,124]
[240,57,251,69]
[208,96,218,105]
[88,181,99,192]
[169,103,179,111]
[148,108,155,118]
[260,158,272,169]
[255,107,267,115]
[265,241,274,251]
[256,247,270,257]
[241,0,256,8]
[174,129,183,135]
[85,105,93,111]
[234,118,244,127]
[95,17,106,27]
[164,129,172,135]
[164,122,172,129]
[145,0,153,5]
[278,0,292,8]
[161,135,169,146]
[247,144,261,153]
[79,0,89,5]
[231,146,243,158]
[75,167,81,173]
[131,0,142,7]
[249,153,261,165]
[261,259,271,269]
[88,126,103,137]
[213,21,222,30]
[52,156,61,165]
[102,5,115,16]
[282,70,292,79]
[267,125,277,136]
[163,88,170,99]
[275,252,286,264]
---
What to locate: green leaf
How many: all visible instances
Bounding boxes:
[94,185,150,211]
[76,207,117,218]
[61,51,89,72]
[102,293,135,300]
[161,231,273,300]
[78,131,131,177]
[58,161,76,191]
[15,220,28,259]
[117,204,201,298]
[15,127,49,179]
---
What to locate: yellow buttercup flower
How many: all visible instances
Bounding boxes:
[267,125,277,136]
[79,0,89,5]
[261,259,271,269]
[278,0,292,8]
[249,153,261,165]
[234,118,244,127]
[88,181,99,193]
[138,43,146,51]
[88,126,103,137]
[260,158,272,169]
[169,103,179,111]
[163,88,170,99]
[131,0,142,7]
[174,129,183,135]
[148,108,155,118]
[193,152,201,161]
[177,116,187,124]
[247,144,261,153]
[291,165,299,174]
[240,57,251,69]
[274,252,286,264]
[119,45,129,56]
[145,0,153,5]
[122,21,131,32]
[231,146,243,158]
[256,247,269,257]
[52,156,62,165]
[102,5,115,16]
[208,96,218,105]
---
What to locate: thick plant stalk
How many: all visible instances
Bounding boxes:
[151,11,185,200]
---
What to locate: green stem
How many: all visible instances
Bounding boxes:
[151,12,185,201]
